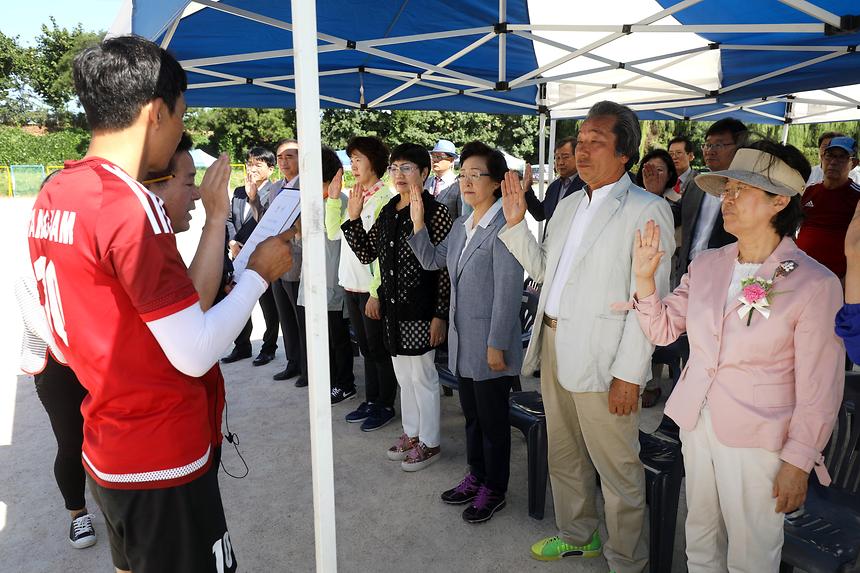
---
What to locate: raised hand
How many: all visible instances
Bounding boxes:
[327,168,344,200]
[633,220,664,280]
[347,185,364,220]
[501,169,527,227]
[198,154,231,223]
[245,170,258,201]
[409,184,425,231]
[633,219,663,300]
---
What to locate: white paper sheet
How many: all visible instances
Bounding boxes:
[232,189,301,279]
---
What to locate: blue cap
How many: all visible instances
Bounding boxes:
[431,139,458,158]
[826,136,857,155]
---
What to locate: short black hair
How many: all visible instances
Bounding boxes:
[460,141,508,198]
[73,35,187,131]
[668,135,694,154]
[247,146,276,168]
[743,139,810,237]
[635,149,678,190]
[818,131,844,147]
[144,132,194,181]
[389,142,431,179]
[346,136,390,179]
[554,136,576,152]
[321,146,342,184]
[586,101,642,170]
[706,117,748,145]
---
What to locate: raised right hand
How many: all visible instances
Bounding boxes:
[246,232,293,283]
[245,171,258,201]
[327,168,344,200]
[633,219,664,280]
[409,184,425,231]
[199,154,231,222]
[501,169,527,226]
[347,185,364,220]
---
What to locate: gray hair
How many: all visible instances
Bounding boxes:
[585,101,641,170]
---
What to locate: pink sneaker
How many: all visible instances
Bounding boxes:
[401,442,441,472]
[386,433,418,461]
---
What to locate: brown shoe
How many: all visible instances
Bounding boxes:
[386,433,418,461]
[401,442,441,472]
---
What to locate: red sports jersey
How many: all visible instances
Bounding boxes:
[797,179,860,278]
[28,157,222,490]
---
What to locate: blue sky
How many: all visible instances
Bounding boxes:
[2,0,125,45]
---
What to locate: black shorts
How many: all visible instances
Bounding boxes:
[88,449,237,573]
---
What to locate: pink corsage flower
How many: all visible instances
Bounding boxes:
[736,260,797,326]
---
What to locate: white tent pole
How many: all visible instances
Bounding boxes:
[548,117,557,180]
[776,0,842,28]
[782,101,793,145]
[537,108,547,242]
[781,123,791,145]
[290,0,337,571]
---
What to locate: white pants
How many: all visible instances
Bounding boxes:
[391,351,440,448]
[681,406,784,573]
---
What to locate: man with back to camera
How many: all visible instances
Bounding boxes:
[27,35,292,573]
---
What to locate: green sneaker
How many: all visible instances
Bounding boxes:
[530,530,602,561]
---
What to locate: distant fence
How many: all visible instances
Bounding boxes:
[2,164,249,197]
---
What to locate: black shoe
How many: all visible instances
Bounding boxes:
[69,512,97,549]
[330,386,357,405]
[221,348,252,364]
[252,352,275,366]
[360,405,396,432]
[294,377,308,388]
[441,473,481,505]
[462,486,506,524]
[345,401,373,423]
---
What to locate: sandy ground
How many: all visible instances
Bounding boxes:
[0,196,688,572]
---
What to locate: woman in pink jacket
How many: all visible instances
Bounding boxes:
[630,140,844,572]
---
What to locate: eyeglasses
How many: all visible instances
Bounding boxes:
[668,151,689,158]
[430,153,453,160]
[142,173,175,185]
[702,142,735,152]
[388,164,419,175]
[719,187,745,202]
[245,162,269,170]
[823,150,852,163]
[457,172,491,183]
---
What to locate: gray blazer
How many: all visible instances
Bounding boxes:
[408,208,524,380]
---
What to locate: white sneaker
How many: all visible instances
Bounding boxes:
[69,512,97,549]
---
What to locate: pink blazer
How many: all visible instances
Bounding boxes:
[634,237,844,483]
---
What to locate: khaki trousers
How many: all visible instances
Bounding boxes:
[540,324,648,573]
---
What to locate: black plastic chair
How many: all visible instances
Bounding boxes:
[639,418,685,573]
[520,279,541,350]
[509,390,549,520]
[781,372,860,573]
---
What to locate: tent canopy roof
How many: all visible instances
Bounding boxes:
[113,0,860,118]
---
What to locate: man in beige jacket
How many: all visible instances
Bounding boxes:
[498,101,674,573]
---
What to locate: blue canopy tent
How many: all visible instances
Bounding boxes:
[109,2,860,570]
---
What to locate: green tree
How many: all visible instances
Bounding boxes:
[23,18,102,122]
[188,107,297,160]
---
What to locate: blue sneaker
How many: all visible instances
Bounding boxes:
[361,405,395,432]
[345,401,373,423]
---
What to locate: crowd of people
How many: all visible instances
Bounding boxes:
[17,34,860,573]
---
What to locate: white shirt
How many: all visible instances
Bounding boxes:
[425,169,457,196]
[806,164,860,187]
[690,192,722,261]
[460,199,502,262]
[678,167,695,188]
[544,181,615,317]
[726,261,762,310]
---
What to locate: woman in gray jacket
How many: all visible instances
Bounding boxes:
[408,141,524,524]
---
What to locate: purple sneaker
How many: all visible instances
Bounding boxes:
[462,485,506,524]
[441,473,481,505]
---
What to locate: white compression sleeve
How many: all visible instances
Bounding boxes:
[146,270,268,377]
